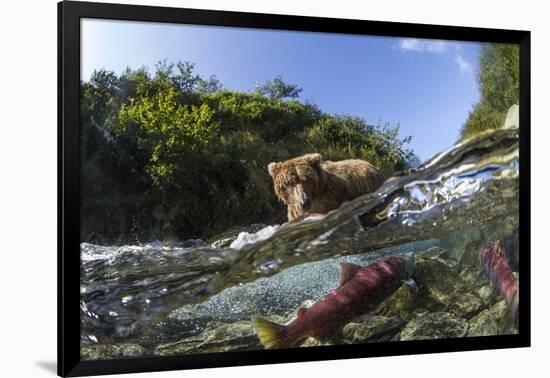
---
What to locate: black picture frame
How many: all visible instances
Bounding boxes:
[58,1,531,376]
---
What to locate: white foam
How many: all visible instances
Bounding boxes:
[229,225,281,250]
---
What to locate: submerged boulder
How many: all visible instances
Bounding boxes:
[412,256,467,310]
[299,337,331,347]
[375,284,417,321]
[400,312,468,341]
[80,342,146,360]
[467,310,499,336]
[154,320,262,355]
[447,292,483,319]
[343,316,404,343]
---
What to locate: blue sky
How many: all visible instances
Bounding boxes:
[81,19,482,161]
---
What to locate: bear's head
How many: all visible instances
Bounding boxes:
[267,153,324,222]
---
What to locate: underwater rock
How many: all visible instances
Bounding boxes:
[400,312,468,341]
[80,342,146,360]
[154,320,262,355]
[467,297,518,336]
[375,284,417,321]
[491,299,519,335]
[477,285,494,304]
[458,239,484,271]
[488,299,509,320]
[412,308,430,318]
[299,337,331,347]
[343,316,404,343]
[467,310,499,336]
[447,292,483,319]
[412,256,466,310]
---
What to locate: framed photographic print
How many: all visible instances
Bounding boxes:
[58,0,531,376]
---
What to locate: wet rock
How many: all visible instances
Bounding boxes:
[154,320,261,355]
[343,316,404,343]
[467,297,518,337]
[412,308,430,318]
[457,240,487,289]
[412,256,467,311]
[81,342,146,360]
[502,104,519,130]
[299,337,331,347]
[488,299,508,320]
[467,310,499,336]
[400,312,468,341]
[448,292,483,319]
[460,269,486,290]
[477,285,494,304]
[458,240,483,271]
[490,299,518,335]
[375,284,417,321]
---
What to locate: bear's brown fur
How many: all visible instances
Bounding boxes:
[268,153,387,222]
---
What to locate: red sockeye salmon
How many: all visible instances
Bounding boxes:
[253,254,415,349]
[480,240,519,330]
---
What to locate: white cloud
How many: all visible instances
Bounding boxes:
[398,38,449,54]
[454,53,473,75]
[398,38,474,76]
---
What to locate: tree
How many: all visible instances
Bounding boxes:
[254,75,303,100]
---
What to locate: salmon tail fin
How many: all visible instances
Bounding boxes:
[252,317,288,349]
[500,289,519,334]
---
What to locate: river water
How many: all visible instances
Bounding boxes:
[80,128,519,355]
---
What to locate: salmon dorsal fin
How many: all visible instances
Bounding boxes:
[339,262,362,286]
[297,307,308,318]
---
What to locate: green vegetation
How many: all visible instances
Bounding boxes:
[81,61,414,243]
[460,43,519,139]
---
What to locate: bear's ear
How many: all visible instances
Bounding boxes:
[267,162,280,177]
[306,153,322,166]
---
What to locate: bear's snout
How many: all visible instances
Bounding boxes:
[293,183,310,211]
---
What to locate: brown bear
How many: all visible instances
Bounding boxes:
[268,153,387,222]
